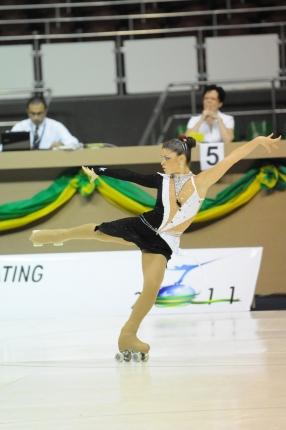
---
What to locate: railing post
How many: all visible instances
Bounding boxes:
[115,35,126,96]
[55,6,61,31]
[32,33,43,93]
[197,29,206,81]
[190,84,197,115]
[128,18,134,38]
[212,12,218,37]
[279,24,286,80]
[140,0,146,27]
[44,22,50,42]
[270,78,277,134]
[226,0,232,19]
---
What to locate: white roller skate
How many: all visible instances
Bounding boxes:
[30,229,65,247]
[115,350,149,363]
[115,332,150,363]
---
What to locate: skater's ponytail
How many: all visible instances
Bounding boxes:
[162,136,196,165]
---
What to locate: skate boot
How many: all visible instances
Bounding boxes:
[29,229,67,247]
[115,331,150,363]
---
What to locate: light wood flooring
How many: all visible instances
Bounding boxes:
[0,310,286,430]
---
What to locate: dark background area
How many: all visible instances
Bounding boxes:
[1,87,286,146]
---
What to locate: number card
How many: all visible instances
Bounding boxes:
[199,142,225,170]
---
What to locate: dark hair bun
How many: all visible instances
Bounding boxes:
[181,136,196,149]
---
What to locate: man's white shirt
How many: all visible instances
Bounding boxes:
[186,111,234,143]
[12,118,82,150]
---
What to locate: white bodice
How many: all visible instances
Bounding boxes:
[157,173,204,234]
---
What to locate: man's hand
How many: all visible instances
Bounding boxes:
[82,166,98,183]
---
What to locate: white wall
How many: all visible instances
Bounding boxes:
[206,34,280,89]
[124,36,198,93]
[0,45,34,99]
[42,41,117,96]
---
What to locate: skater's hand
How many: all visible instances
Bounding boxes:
[82,166,98,183]
[253,133,282,153]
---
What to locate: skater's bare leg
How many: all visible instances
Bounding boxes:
[29,223,133,246]
[118,253,166,354]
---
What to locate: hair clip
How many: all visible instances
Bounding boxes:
[181,141,187,152]
[175,138,187,152]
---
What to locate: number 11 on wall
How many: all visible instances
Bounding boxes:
[208,286,237,304]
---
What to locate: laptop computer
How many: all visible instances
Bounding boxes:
[1,131,31,151]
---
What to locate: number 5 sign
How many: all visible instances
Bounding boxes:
[199,142,224,170]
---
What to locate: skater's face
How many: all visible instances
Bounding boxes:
[160,148,187,174]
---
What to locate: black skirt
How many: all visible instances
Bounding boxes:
[95,216,172,261]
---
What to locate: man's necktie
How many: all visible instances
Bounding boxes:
[33,125,40,149]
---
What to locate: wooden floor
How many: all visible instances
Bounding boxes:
[0,310,286,430]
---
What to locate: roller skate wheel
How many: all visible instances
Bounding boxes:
[131,352,142,362]
[115,352,124,362]
[115,351,132,362]
[123,351,132,362]
[141,353,149,362]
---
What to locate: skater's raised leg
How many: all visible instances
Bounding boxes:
[29,224,133,247]
[118,253,166,356]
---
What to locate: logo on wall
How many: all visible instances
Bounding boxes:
[155,261,240,308]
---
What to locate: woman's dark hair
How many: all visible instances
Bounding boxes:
[203,84,226,103]
[162,136,196,164]
[26,95,48,110]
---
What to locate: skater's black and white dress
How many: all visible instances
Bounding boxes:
[94,168,204,261]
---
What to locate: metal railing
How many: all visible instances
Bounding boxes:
[0,0,195,10]
[0,2,285,99]
[0,20,285,96]
[138,77,286,146]
[0,4,286,35]
[0,88,52,101]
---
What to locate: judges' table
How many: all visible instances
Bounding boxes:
[0,141,286,171]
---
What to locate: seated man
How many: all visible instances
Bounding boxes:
[186,85,234,145]
[12,96,82,150]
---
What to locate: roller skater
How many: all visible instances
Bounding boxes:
[30,134,281,361]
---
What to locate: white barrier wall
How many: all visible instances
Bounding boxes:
[0,248,262,319]
[124,36,198,93]
[206,34,279,89]
[0,45,34,99]
[42,41,117,96]
[0,35,281,98]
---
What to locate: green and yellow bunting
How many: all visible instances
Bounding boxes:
[0,165,285,232]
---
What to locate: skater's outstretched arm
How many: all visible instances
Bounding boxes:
[82,166,159,188]
[196,134,282,194]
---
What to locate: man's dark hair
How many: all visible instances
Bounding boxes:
[203,85,226,103]
[26,95,48,110]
